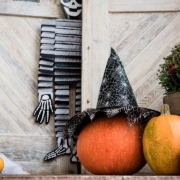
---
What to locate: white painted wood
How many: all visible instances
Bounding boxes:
[109,13,146,44]
[0,1,77,174]
[120,13,177,67]
[0,88,39,135]
[0,16,40,76]
[0,1,61,18]
[0,135,77,175]
[108,0,180,12]
[82,0,110,110]
[81,0,180,175]
[126,14,180,90]
[39,0,60,5]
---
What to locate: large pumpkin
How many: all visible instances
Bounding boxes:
[143,104,180,175]
[77,114,146,175]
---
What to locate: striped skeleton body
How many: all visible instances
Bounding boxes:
[34,19,82,162]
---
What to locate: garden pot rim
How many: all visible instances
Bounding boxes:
[163,92,180,100]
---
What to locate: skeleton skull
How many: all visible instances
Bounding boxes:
[61,0,82,19]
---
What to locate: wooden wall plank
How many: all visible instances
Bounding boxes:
[0,72,54,136]
[0,136,57,163]
[108,0,180,12]
[134,30,180,103]
[0,89,39,135]
[0,56,37,107]
[0,43,37,95]
[0,55,55,135]
[114,13,161,56]
[149,95,164,111]
[0,2,61,18]
[24,17,42,37]
[0,16,40,70]
[138,84,164,108]
[0,105,26,135]
[82,0,180,175]
[0,136,63,175]
[0,121,10,135]
[81,0,92,110]
[10,16,40,54]
[120,13,177,67]
[0,24,38,81]
[110,13,146,45]
[19,162,60,175]
[0,2,77,173]
[109,13,134,37]
[39,0,60,5]
[127,14,180,90]
[82,0,110,110]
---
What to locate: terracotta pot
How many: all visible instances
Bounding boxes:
[163,92,180,115]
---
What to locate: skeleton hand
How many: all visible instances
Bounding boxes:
[33,95,53,124]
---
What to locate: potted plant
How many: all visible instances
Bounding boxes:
[157,43,180,115]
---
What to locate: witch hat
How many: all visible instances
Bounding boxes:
[97,48,137,108]
[63,48,160,139]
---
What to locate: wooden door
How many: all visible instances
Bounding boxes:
[82,0,180,174]
[0,0,77,175]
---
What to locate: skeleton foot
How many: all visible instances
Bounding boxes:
[44,145,72,161]
[44,138,72,161]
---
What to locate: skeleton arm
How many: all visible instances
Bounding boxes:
[33,56,55,124]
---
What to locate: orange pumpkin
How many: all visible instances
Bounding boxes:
[77,114,146,175]
[143,104,180,175]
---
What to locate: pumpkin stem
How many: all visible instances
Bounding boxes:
[160,104,171,116]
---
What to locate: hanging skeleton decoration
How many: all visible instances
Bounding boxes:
[33,0,82,163]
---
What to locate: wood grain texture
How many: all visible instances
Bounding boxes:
[81,0,180,175]
[109,12,180,114]
[0,1,61,18]
[0,2,77,174]
[0,136,77,174]
[108,0,180,12]
[39,0,60,5]
[82,0,110,110]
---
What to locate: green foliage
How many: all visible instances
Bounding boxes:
[157,43,180,95]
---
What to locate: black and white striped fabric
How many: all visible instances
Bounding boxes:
[37,19,82,151]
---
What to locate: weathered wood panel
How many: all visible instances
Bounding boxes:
[0,136,77,174]
[108,0,180,12]
[0,1,63,18]
[82,1,180,113]
[82,0,180,175]
[110,12,180,112]
[81,0,110,110]
[0,2,76,174]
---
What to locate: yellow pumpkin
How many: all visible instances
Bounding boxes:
[0,157,4,173]
[143,104,180,175]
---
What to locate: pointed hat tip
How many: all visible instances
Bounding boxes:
[97,48,137,109]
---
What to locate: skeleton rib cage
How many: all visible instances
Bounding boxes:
[38,19,82,147]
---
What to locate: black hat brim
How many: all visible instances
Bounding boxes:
[63,106,160,139]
